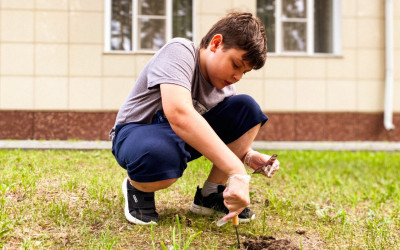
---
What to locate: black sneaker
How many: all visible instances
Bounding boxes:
[122,178,159,225]
[190,185,255,222]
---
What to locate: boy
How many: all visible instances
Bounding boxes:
[110,12,280,225]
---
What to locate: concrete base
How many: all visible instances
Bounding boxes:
[1,140,400,151]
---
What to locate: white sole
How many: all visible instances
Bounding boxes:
[190,203,216,215]
[122,178,157,226]
[190,202,256,222]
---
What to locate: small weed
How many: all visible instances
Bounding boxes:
[62,177,78,191]
[98,225,118,249]
[315,205,334,222]
[334,209,348,226]
[364,209,393,248]
[47,198,70,226]
[262,211,266,234]
[160,215,203,250]
[151,223,156,250]
[0,221,11,247]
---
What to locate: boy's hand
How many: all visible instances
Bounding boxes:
[245,150,280,178]
[221,174,251,221]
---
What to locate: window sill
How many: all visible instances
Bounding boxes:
[103,50,156,55]
[267,52,343,58]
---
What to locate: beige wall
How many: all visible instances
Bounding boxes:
[0,0,399,113]
[237,0,400,113]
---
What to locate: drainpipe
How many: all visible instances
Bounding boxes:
[384,0,395,131]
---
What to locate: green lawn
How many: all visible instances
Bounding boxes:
[1,150,399,249]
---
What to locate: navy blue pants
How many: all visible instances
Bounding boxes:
[112,95,268,182]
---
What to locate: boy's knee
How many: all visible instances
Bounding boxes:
[221,94,262,120]
[229,94,259,110]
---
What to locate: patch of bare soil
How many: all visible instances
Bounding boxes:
[242,235,299,250]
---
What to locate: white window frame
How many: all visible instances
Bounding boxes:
[104,0,196,54]
[268,0,341,56]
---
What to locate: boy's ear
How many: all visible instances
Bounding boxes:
[209,34,223,52]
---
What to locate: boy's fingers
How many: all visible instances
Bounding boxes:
[223,195,245,219]
[223,199,238,212]
[222,211,238,222]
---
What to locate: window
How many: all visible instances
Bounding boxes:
[257,0,341,56]
[105,0,194,53]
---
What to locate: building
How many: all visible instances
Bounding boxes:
[0,0,399,141]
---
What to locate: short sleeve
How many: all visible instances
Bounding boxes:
[147,40,197,91]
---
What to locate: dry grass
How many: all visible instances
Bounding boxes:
[1,150,400,249]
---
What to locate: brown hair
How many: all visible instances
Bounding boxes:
[200,12,267,70]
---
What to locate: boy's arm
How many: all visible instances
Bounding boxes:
[160,83,246,176]
[160,83,249,216]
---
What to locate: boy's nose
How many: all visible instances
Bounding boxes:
[233,73,243,82]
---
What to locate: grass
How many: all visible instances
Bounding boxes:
[0,149,400,249]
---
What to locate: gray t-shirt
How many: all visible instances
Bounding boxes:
[110,38,236,140]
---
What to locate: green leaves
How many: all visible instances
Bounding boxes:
[158,215,203,250]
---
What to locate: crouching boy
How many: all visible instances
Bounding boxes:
[110,12,280,225]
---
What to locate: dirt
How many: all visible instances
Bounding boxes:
[242,235,299,250]
[295,228,307,235]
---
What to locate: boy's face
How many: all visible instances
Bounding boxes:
[201,36,253,90]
